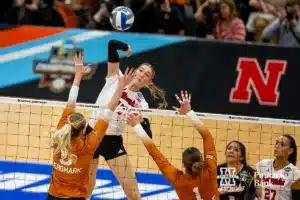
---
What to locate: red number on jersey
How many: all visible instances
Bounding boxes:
[265,188,277,200]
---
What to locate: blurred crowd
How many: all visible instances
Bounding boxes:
[1,0,300,47]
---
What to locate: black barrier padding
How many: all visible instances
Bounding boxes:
[1,40,300,120]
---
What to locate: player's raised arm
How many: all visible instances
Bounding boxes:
[127,113,180,185]
[107,39,132,78]
[67,52,90,108]
[56,52,90,130]
[173,91,217,170]
[96,67,135,122]
[86,68,135,153]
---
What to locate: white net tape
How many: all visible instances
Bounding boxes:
[0,96,299,126]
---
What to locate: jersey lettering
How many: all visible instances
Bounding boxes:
[53,162,82,174]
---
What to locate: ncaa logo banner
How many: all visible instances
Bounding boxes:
[33,39,97,93]
[0,160,178,200]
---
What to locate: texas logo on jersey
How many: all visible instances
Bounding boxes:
[0,160,178,200]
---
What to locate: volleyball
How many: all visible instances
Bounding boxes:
[110,6,134,31]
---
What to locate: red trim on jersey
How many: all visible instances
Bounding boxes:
[121,90,136,107]
[262,177,285,186]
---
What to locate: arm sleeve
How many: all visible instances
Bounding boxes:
[143,141,180,185]
[108,40,129,63]
[56,107,75,130]
[88,75,119,128]
[86,120,109,154]
[202,130,217,172]
[187,110,217,172]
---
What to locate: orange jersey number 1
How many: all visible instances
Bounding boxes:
[193,187,203,200]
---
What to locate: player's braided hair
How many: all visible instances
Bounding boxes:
[50,113,86,164]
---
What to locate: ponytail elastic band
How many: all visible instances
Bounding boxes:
[186,110,203,125]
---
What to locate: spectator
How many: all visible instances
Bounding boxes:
[262,0,300,47]
[3,0,65,27]
[130,0,161,33]
[234,0,257,24]
[214,0,246,41]
[249,0,287,15]
[3,0,38,25]
[194,0,219,38]
[246,0,281,42]
[132,0,184,35]
[156,0,185,34]
[39,0,66,27]
[85,0,113,30]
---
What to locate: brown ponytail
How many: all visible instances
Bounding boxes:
[182,147,205,176]
[191,162,204,174]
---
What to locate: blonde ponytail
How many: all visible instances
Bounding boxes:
[50,123,78,164]
[146,83,168,109]
[139,63,168,109]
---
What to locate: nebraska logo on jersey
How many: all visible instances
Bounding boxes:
[116,90,145,116]
[229,58,287,106]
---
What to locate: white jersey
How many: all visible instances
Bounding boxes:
[256,159,300,200]
[89,74,148,136]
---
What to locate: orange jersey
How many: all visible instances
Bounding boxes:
[171,0,188,5]
[48,107,108,198]
[144,131,219,200]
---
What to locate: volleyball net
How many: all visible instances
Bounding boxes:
[0,96,300,199]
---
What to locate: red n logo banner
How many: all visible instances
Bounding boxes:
[230,58,287,106]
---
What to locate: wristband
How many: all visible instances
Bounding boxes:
[186,110,203,125]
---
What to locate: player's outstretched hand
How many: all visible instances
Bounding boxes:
[73,51,90,75]
[118,67,135,88]
[172,90,192,115]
